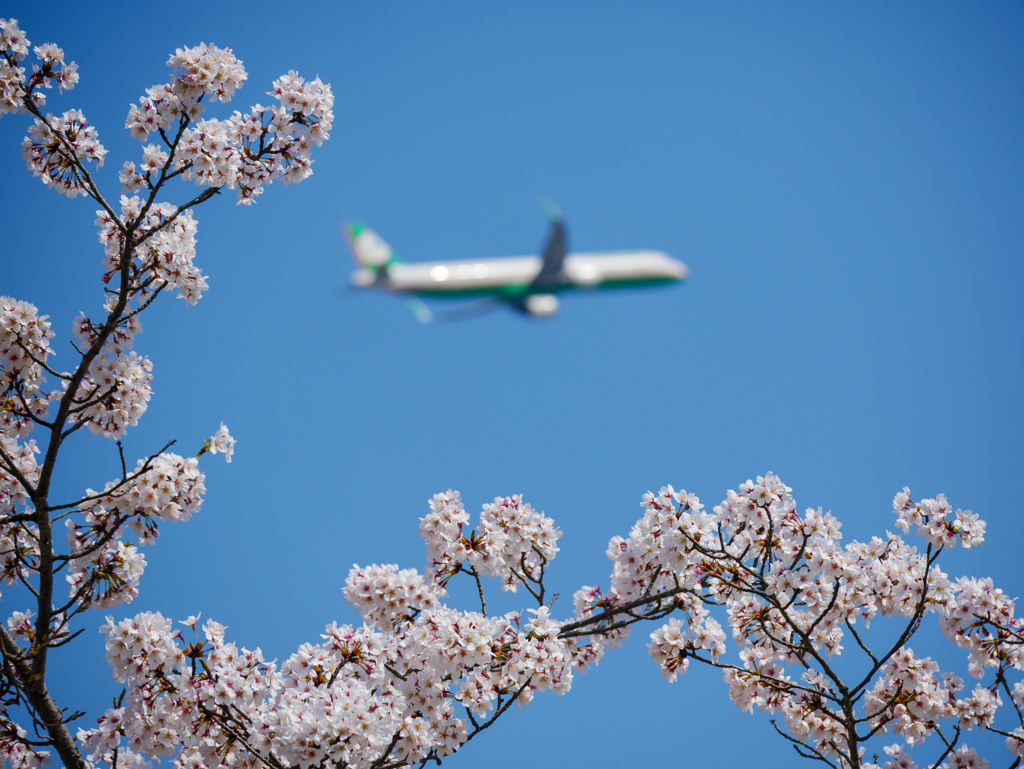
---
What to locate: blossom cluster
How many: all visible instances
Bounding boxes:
[569,473,1021,767]
[64,350,153,439]
[648,611,726,682]
[0,728,50,769]
[120,43,246,154]
[3,21,98,197]
[123,45,333,205]
[72,309,141,357]
[64,442,228,610]
[0,512,39,601]
[77,491,572,769]
[343,562,443,631]
[21,108,106,197]
[1,19,78,116]
[864,647,998,744]
[0,435,37,516]
[84,587,572,768]
[894,487,986,550]
[83,612,415,769]
[418,490,562,592]
[175,69,333,203]
[0,296,53,527]
[942,576,1024,677]
[167,43,246,104]
[95,196,207,304]
[0,295,56,437]
[207,422,236,463]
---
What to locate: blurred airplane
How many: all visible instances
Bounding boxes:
[343,204,688,322]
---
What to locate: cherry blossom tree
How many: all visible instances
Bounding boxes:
[2,18,1024,769]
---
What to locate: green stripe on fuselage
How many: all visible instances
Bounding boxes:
[410,274,681,299]
[412,283,533,300]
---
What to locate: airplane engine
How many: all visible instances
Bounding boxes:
[524,294,559,317]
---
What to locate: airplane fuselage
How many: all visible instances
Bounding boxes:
[349,250,687,298]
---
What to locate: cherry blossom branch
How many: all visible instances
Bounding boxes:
[770,718,838,767]
[450,676,534,754]
[847,548,938,698]
[0,623,84,769]
[0,442,36,499]
[20,102,118,224]
[8,337,69,382]
[843,620,879,666]
[46,439,176,515]
[557,585,688,638]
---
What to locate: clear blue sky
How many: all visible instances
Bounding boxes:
[3,2,1023,767]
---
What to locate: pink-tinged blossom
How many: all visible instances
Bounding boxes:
[343,563,443,631]
[64,452,206,609]
[124,85,176,143]
[62,350,153,439]
[881,743,918,769]
[0,58,26,116]
[68,452,206,540]
[118,160,144,193]
[940,746,990,769]
[6,609,34,641]
[0,520,40,601]
[893,488,985,550]
[100,612,184,682]
[137,143,168,174]
[21,109,105,197]
[120,45,331,205]
[0,296,54,388]
[0,19,30,116]
[473,495,561,592]
[0,436,38,516]
[419,489,472,580]
[418,491,561,593]
[27,43,78,103]
[95,196,207,305]
[939,575,1024,678]
[0,739,50,769]
[176,118,243,189]
[66,540,147,609]
[0,18,29,58]
[648,618,691,682]
[208,422,235,462]
[73,308,141,356]
[167,43,246,104]
[1007,727,1024,757]
[0,26,79,115]
[0,296,56,439]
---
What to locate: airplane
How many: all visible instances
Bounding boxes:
[342,204,688,322]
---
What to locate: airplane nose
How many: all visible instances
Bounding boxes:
[669,259,689,280]
[648,252,688,280]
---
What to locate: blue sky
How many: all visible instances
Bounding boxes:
[2,2,1023,767]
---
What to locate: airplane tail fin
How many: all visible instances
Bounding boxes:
[342,222,401,273]
[531,199,566,289]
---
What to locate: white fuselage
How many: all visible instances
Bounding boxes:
[349,250,687,295]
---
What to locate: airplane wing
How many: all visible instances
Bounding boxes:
[429,297,507,322]
[530,205,566,289]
